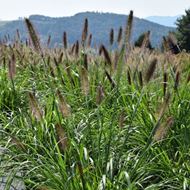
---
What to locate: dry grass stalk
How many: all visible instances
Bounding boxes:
[47,35,51,47]
[109,28,114,46]
[141,31,150,49]
[117,27,123,45]
[25,18,42,54]
[163,72,167,96]
[87,33,92,47]
[100,45,112,66]
[83,53,88,70]
[48,60,56,78]
[114,51,119,70]
[16,29,20,41]
[174,71,180,90]
[105,70,116,88]
[153,117,174,141]
[81,18,88,45]
[70,43,76,55]
[80,67,89,95]
[125,10,133,48]
[119,110,126,128]
[11,136,26,151]
[157,93,170,119]
[138,71,143,87]
[55,124,68,152]
[145,58,157,83]
[127,70,132,85]
[77,162,85,188]
[28,92,43,121]
[8,53,16,80]
[63,31,68,49]
[56,90,71,117]
[65,62,75,86]
[58,52,63,63]
[96,84,105,105]
[75,40,79,56]
[162,36,169,52]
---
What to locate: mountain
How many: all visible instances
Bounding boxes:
[0,21,9,27]
[145,15,181,27]
[0,12,175,47]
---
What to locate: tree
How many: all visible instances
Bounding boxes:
[134,31,153,50]
[176,9,190,51]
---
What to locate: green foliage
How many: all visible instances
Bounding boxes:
[176,9,190,51]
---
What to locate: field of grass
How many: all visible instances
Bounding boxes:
[0,12,190,190]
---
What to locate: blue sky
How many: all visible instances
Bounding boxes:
[0,0,189,20]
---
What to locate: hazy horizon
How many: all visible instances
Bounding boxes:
[0,0,189,20]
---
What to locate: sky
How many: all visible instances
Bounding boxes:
[0,0,189,20]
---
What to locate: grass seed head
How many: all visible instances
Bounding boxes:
[55,124,68,152]
[125,10,133,48]
[163,72,168,96]
[75,40,79,56]
[80,67,90,96]
[63,31,68,49]
[82,18,88,45]
[119,110,126,128]
[56,90,71,117]
[145,58,157,83]
[100,44,112,66]
[25,18,42,54]
[153,117,174,141]
[138,71,143,87]
[127,70,132,85]
[28,92,43,121]
[105,70,116,88]
[87,33,92,47]
[96,84,105,105]
[109,28,114,46]
[174,71,180,91]
[47,35,51,47]
[8,53,16,80]
[117,26,123,45]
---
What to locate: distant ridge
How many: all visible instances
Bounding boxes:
[0,12,175,47]
[145,15,181,27]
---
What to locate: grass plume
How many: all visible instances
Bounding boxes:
[80,67,89,96]
[81,18,88,46]
[145,58,157,83]
[28,92,43,121]
[55,124,68,152]
[56,90,71,117]
[25,18,42,54]
[153,117,174,141]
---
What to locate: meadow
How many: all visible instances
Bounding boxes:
[0,11,190,189]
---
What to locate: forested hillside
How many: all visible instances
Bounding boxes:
[0,12,174,47]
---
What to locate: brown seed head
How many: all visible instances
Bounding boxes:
[109,28,114,46]
[117,26,123,45]
[56,90,71,117]
[82,18,88,44]
[145,58,157,83]
[25,18,42,54]
[63,31,68,49]
[55,124,68,152]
